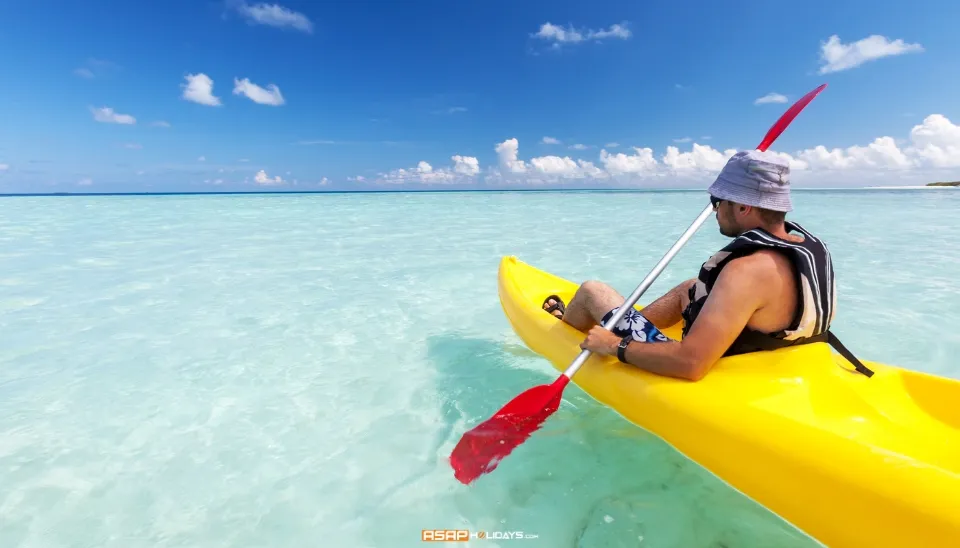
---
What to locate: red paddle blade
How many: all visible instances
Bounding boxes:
[450,375,570,484]
[756,83,826,152]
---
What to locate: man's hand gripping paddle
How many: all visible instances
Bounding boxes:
[448,84,829,485]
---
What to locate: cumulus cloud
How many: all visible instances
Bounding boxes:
[376,155,481,184]
[662,144,737,172]
[755,92,788,105]
[904,114,960,167]
[369,113,960,188]
[254,169,284,185]
[233,77,285,106]
[818,34,924,74]
[542,136,561,145]
[534,21,631,45]
[599,147,658,176]
[181,73,221,106]
[232,1,313,33]
[90,106,136,125]
[452,155,480,176]
[495,138,527,173]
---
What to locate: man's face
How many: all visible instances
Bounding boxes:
[713,198,741,237]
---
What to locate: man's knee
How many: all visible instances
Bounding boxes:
[580,279,610,294]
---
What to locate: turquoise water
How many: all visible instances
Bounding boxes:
[1,189,958,547]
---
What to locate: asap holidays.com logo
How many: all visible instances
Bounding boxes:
[421,529,538,541]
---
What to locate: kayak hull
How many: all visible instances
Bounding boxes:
[497,255,960,548]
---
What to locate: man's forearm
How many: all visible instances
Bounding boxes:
[621,340,700,381]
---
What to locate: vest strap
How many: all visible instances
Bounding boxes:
[722,329,874,377]
[825,331,875,378]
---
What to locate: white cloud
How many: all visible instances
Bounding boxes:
[74,68,94,79]
[254,169,285,185]
[569,143,589,150]
[673,137,692,143]
[233,1,313,33]
[530,155,575,175]
[542,136,561,145]
[198,156,206,162]
[452,155,480,176]
[181,73,221,106]
[0,163,8,172]
[90,106,136,125]
[662,144,737,172]
[370,113,960,188]
[495,138,527,173]
[534,21,631,45]
[599,147,658,176]
[377,155,481,184]
[605,142,619,148]
[818,34,924,74]
[904,114,960,168]
[78,177,93,186]
[233,77,285,106]
[152,121,171,128]
[755,92,788,105]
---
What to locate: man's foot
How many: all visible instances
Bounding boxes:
[542,294,565,319]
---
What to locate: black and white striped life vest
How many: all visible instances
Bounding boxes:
[680,221,874,376]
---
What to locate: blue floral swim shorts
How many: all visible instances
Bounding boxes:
[601,306,673,343]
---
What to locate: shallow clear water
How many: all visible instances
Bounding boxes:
[1,189,958,547]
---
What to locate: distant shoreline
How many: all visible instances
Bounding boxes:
[926,181,960,187]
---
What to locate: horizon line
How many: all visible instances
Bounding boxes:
[2,185,956,198]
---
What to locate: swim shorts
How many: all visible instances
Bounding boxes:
[601,306,673,343]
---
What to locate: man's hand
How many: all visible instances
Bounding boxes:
[580,325,622,356]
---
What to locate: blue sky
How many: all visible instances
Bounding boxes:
[1,0,959,193]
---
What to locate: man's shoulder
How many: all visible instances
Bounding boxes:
[720,249,792,286]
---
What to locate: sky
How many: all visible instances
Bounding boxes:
[1,0,959,193]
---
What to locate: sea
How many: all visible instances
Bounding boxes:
[1,188,958,547]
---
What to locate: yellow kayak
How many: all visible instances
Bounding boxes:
[497,255,960,548]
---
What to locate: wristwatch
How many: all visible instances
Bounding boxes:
[617,335,633,363]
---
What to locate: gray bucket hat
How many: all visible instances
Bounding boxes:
[707,149,792,212]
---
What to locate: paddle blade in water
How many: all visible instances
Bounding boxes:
[756,83,826,152]
[450,375,570,484]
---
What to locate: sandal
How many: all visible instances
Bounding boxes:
[542,294,565,319]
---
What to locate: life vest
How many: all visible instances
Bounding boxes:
[680,221,874,377]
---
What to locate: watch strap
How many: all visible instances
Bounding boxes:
[617,335,632,363]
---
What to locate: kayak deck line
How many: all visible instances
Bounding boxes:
[496,255,960,548]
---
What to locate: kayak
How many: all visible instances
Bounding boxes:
[496,255,960,548]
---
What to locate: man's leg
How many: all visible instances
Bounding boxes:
[543,278,696,332]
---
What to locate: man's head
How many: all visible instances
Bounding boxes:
[707,150,792,237]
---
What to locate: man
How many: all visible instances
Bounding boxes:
[541,149,873,381]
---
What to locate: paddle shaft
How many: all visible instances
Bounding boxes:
[561,202,715,378]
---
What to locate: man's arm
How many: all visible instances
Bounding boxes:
[582,256,769,381]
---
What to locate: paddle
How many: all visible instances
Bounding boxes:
[449,83,829,485]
